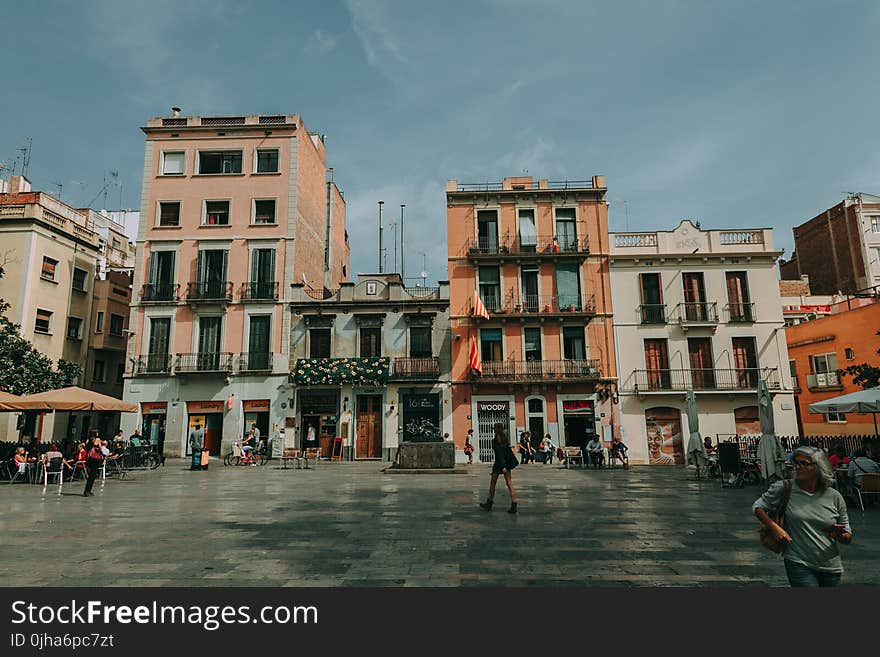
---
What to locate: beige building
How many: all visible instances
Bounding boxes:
[0,176,102,440]
[610,220,798,464]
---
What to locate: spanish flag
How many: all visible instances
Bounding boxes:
[473,288,490,319]
[469,336,482,375]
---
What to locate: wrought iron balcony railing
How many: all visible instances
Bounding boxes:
[671,302,719,324]
[628,368,779,392]
[724,302,755,323]
[140,283,179,302]
[391,357,441,379]
[481,293,597,315]
[466,234,589,257]
[638,304,667,324]
[241,281,278,301]
[176,352,233,373]
[187,281,233,302]
[806,372,841,389]
[131,354,173,374]
[238,352,273,372]
[474,359,601,382]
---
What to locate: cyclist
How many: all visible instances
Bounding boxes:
[241,428,257,466]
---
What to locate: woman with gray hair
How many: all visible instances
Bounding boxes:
[753,446,852,587]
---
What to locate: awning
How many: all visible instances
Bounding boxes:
[0,386,137,412]
[808,387,880,414]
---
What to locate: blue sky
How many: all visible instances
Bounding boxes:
[2,0,879,284]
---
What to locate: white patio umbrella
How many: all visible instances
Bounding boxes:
[808,387,880,438]
[685,389,708,475]
[757,379,785,483]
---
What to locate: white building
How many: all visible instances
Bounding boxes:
[610,220,798,464]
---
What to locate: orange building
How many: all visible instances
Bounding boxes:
[786,300,880,436]
[446,176,617,462]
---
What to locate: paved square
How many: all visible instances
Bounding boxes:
[3,461,878,587]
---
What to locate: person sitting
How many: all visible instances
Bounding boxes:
[828,445,851,470]
[43,443,63,464]
[703,436,717,456]
[241,429,256,464]
[100,440,111,458]
[610,436,629,468]
[586,436,604,468]
[848,451,880,487]
[13,447,28,475]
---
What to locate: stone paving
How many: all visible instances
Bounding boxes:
[2,459,878,587]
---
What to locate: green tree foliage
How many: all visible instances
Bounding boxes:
[840,363,880,390]
[0,266,82,395]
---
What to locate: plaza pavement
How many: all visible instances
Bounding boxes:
[2,459,878,587]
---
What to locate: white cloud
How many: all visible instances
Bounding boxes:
[305,29,339,54]
[344,0,411,82]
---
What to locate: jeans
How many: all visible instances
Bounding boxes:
[84,462,100,494]
[783,559,841,587]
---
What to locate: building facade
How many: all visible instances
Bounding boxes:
[446,176,618,463]
[611,221,798,464]
[780,193,880,295]
[786,300,880,437]
[288,274,451,460]
[0,176,103,440]
[122,112,349,458]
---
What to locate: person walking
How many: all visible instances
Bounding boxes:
[83,436,104,497]
[518,431,534,464]
[189,424,204,471]
[542,434,555,464]
[753,445,852,587]
[463,429,475,465]
[479,423,518,514]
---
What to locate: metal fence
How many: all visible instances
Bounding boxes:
[715,433,876,459]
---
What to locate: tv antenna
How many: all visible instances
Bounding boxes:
[50,181,63,200]
[16,137,32,178]
[612,196,630,231]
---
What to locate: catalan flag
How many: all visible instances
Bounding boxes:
[468,336,482,374]
[473,288,490,319]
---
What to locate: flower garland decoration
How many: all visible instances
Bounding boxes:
[293,357,390,386]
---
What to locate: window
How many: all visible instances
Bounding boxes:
[66,317,83,340]
[845,347,855,360]
[198,150,242,174]
[116,364,125,384]
[360,327,381,357]
[95,311,104,333]
[555,208,577,251]
[871,216,880,234]
[41,257,58,281]
[639,273,664,323]
[563,327,585,360]
[725,272,752,321]
[72,267,88,292]
[253,199,276,224]
[524,327,542,361]
[34,309,52,334]
[810,352,840,387]
[204,200,230,225]
[518,209,537,252]
[480,328,503,362]
[256,149,279,173]
[478,266,501,312]
[162,151,185,175]
[826,412,846,423]
[409,326,432,358]
[110,314,124,336]
[93,360,105,383]
[112,238,121,249]
[309,328,331,358]
[476,210,499,252]
[158,201,180,227]
[555,263,581,310]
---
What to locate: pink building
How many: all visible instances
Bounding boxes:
[122,112,349,458]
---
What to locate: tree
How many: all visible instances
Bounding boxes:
[840,363,880,390]
[0,265,82,395]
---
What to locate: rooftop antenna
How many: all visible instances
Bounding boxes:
[400,204,405,280]
[17,137,32,178]
[419,251,427,287]
[612,196,630,231]
[50,181,63,200]
[378,200,384,273]
[390,219,398,274]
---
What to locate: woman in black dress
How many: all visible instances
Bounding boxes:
[479,423,518,514]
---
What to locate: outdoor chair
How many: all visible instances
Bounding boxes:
[563,447,584,468]
[104,457,124,479]
[70,460,87,481]
[0,459,11,481]
[588,450,605,469]
[280,448,302,470]
[302,448,320,469]
[43,457,64,488]
[8,459,29,485]
[853,473,880,512]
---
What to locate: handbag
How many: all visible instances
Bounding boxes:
[506,447,519,471]
[759,480,792,553]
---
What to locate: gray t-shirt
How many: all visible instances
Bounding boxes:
[753,481,851,573]
[847,456,880,485]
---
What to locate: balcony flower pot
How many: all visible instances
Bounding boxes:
[543,304,552,313]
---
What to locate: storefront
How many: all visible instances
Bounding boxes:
[141,402,167,455]
[401,392,441,442]
[560,398,596,448]
[243,399,270,445]
[187,401,224,456]
[298,391,339,457]
[474,399,511,463]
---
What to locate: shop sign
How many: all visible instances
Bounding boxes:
[477,401,509,413]
[141,402,167,415]
[402,393,441,442]
[187,401,224,414]
[562,399,593,414]
[243,399,270,412]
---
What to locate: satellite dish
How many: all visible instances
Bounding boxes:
[420,271,427,279]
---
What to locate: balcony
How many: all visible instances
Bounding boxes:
[639,304,667,324]
[806,372,842,391]
[140,283,179,303]
[391,357,441,380]
[627,368,780,393]
[465,234,589,261]
[176,352,233,373]
[186,281,233,303]
[292,357,390,385]
[238,352,273,372]
[671,302,719,325]
[481,293,597,319]
[241,281,278,301]
[724,302,755,323]
[474,359,601,384]
[131,354,173,375]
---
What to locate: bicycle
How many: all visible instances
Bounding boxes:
[223,442,264,467]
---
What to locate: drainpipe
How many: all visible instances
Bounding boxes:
[324,168,333,275]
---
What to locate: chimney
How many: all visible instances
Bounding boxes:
[171,106,181,117]
[6,175,31,194]
[800,274,810,292]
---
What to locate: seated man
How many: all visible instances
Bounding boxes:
[848,453,880,487]
[586,436,604,468]
[610,436,629,468]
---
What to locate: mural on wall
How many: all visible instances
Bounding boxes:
[645,407,684,465]
[735,406,761,436]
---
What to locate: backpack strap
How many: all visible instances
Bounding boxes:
[776,480,792,527]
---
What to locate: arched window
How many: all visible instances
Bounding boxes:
[734,406,760,436]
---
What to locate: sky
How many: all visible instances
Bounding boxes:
[2,0,879,285]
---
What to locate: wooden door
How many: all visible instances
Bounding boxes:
[688,338,715,389]
[682,272,707,320]
[356,395,383,459]
[644,338,670,389]
[732,336,758,388]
